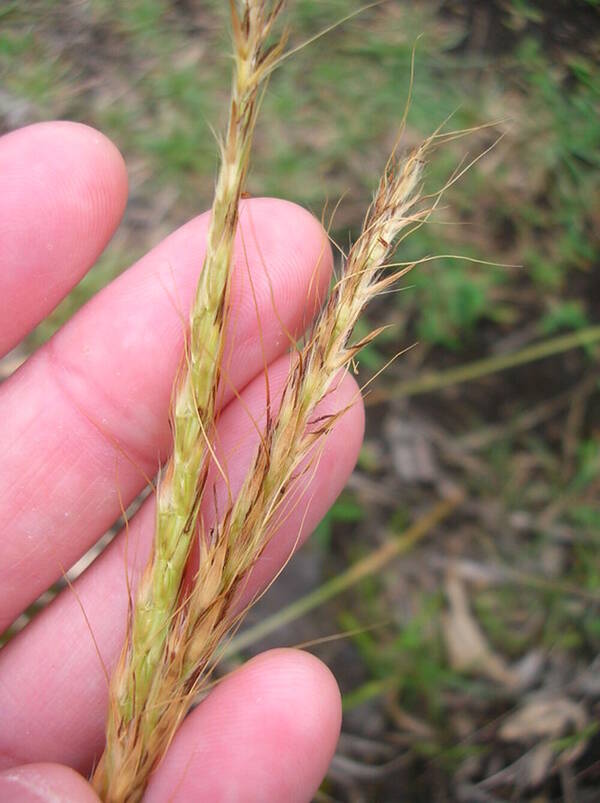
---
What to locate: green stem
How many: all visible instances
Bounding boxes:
[227,495,461,654]
[370,325,600,403]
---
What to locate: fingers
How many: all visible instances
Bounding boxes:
[0,122,128,355]
[0,764,100,803]
[144,650,341,803]
[0,653,341,803]
[0,197,332,629]
[0,651,341,803]
[0,365,364,772]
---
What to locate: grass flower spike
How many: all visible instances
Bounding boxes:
[94,3,435,800]
[94,2,286,800]
[176,144,430,684]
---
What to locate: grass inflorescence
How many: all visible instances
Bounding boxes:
[94,2,443,800]
[94,2,287,799]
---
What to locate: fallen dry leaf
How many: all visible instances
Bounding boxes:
[442,571,518,687]
[499,696,587,744]
[480,696,591,792]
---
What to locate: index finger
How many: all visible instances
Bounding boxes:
[0,122,128,355]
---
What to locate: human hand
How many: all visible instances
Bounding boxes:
[0,122,364,801]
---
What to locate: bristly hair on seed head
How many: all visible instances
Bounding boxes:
[92,2,475,800]
[94,3,289,801]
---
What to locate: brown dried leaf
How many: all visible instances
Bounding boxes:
[442,572,518,688]
[481,697,590,792]
[499,696,588,744]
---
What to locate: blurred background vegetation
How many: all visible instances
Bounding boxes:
[1,0,599,800]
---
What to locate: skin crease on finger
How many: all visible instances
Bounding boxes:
[0,189,334,629]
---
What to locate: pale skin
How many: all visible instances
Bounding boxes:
[0,122,365,802]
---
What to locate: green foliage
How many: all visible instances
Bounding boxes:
[5,1,597,353]
[540,300,589,335]
[0,28,32,58]
[413,260,494,349]
[551,721,600,753]
[313,491,363,551]
[341,594,456,720]
[571,439,600,492]
[514,40,599,278]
